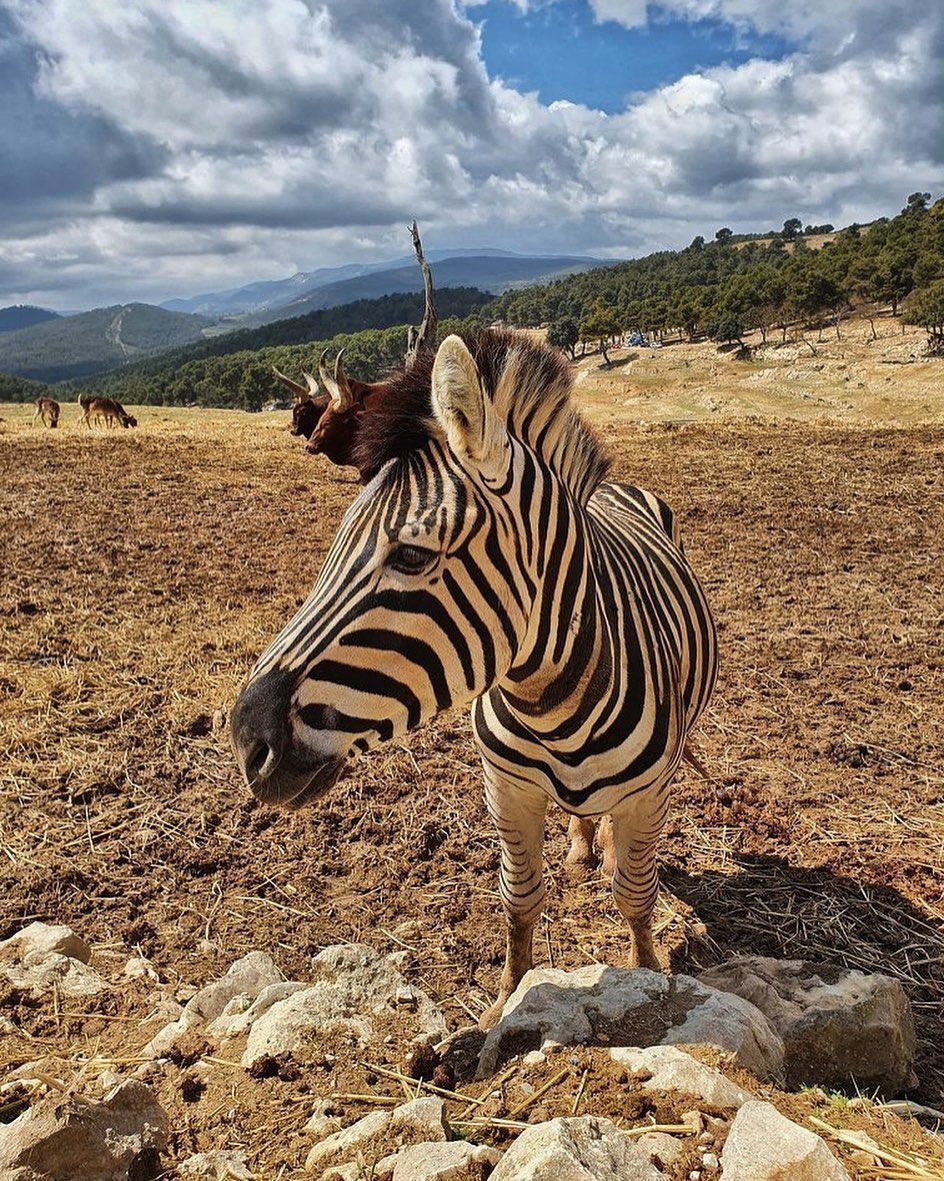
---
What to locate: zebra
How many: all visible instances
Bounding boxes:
[230,329,718,1028]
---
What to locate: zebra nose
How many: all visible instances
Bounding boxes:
[230,668,296,788]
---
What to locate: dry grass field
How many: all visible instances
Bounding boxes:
[1,324,943,1177]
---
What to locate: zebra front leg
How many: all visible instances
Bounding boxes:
[480,773,548,1031]
[609,796,668,972]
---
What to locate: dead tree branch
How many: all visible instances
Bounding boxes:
[405,220,437,370]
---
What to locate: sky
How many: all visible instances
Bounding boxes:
[1,0,943,311]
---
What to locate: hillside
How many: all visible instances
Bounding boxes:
[0,304,212,383]
[0,305,60,333]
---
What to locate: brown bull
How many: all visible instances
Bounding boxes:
[305,350,391,482]
[272,366,328,441]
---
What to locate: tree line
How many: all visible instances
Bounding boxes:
[495,193,944,358]
[4,193,942,407]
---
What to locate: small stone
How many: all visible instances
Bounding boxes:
[180,1148,253,1179]
[702,1152,720,1169]
[682,1111,704,1135]
[637,1131,684,1168]
[522,1051,547,1067]
[388,1097,449,1142]
[611,1046,751,1111]
[304,1110,391,1173]
[391,1140,502,1180]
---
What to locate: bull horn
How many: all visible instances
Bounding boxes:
[301,369,321,398]
[272,365,308,401]
[319,348,353,412]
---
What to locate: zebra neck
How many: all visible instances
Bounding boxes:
[497,511,614,740]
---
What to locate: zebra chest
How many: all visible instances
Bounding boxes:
[474,682,684,815]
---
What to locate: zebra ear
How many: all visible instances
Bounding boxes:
[431,336,505,475]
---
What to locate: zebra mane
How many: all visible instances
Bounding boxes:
[354,329,610,502]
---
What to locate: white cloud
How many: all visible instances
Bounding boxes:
[1,0,942,307]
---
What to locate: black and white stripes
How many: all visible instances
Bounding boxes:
[231,330,717,1025]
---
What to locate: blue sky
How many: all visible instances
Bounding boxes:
[1,0,942,309]
[473,1,793,112]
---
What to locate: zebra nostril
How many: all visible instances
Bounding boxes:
[245,740,275,784]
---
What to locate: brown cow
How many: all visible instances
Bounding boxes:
[83,397,137,429]
[306,350,391,481]
[33,397,61,428]
[272,366,328,440]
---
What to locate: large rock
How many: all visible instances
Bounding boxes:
[0,1080,169,1181]
[721,1099,852,1181]
[0,921,106,999]
[144,951,284,1056]
[611,1044,752,1109]
[476,965,783,1080]
[244,944,445,1067]
[488,1116,665,1180]
[700,956,916,1092]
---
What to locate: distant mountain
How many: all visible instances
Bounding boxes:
[161,249,607,320]
[0,303,212,383]
[0,305,60,333]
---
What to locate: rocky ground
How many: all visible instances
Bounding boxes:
[1,354,943,1177]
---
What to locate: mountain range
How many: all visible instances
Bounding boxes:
[161,249,606,321]
[0,249,610,383]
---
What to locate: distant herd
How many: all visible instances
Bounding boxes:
[32,393,137,430]
[31,355,382,480]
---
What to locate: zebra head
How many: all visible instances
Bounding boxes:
[231,333,567,809]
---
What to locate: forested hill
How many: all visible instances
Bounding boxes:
[0,305,60,333]
[0,304,211,383]
[488,195,944,351]
[54,287,489,407]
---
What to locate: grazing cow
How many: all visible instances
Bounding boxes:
[83,396,137,429]
[306,350,391,482]
[272,366,328,441]
[33,397,61,428]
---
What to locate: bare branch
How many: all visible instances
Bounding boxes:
[405,220,438,370]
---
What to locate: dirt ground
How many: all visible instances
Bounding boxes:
[1,340,943,1177]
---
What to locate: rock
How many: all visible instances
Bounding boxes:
[304,1099,343,1139]
[0,1079,169,1181]
[391,1141,502,1180]
[206,981,308,1040]
[245,944,445,1067]
[389,1097,449,1142]
[476,966,783,1080]
[305,1110,392,1174]
[178,1149,254,1179]
[611,1045,752,1109]
[0,922,106,999]
[488,1116,664,1180]
[636,1131,684,1169]
[145,951,284,1056]
[720,1100,852,1181]
[0,922,91,963]
[699,955,916,1092]
[123,954,160,981]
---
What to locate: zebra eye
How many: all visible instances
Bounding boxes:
[389,543,436,574]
